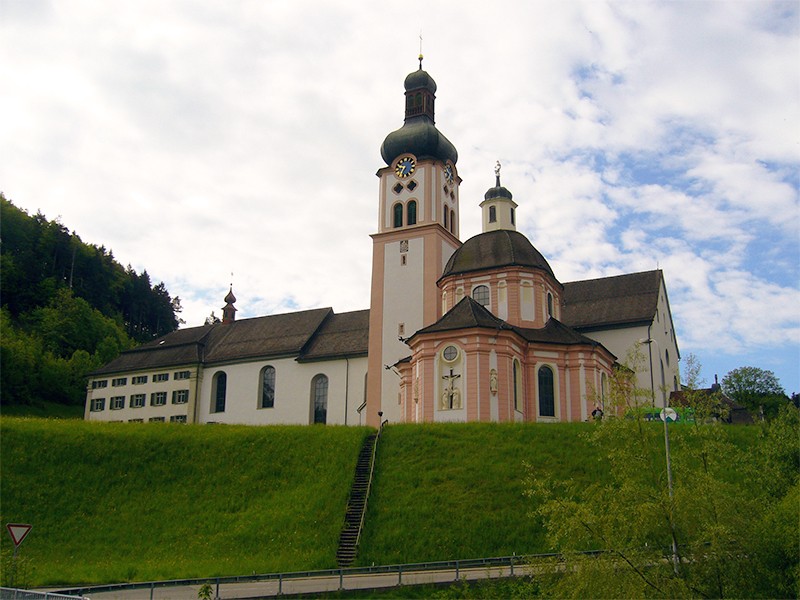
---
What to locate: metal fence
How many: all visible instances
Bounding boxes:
[0,589,86,600]
[48,552,600,598]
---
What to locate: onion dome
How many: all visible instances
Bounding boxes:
[224,287,236,304]
[380,62,458,165]
[439,230,559,283]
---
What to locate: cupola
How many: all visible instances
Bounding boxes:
[222,286,237,324]
[480,161,518,232]
[380,57,458,166]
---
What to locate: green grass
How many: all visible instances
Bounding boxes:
[0,418,762,588]
[0,418,372,586]
[357,423,605,565]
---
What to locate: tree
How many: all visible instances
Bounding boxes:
[528,352,799,598]
[722,366,787,419]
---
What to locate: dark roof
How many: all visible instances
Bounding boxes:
[380,118,458,166]
[515,319,612,351]
[562,270,662,330]
[411,297,614,357]
[91,307,368,376]
[670,387,754,424]
[440,230,557,282]
[414,296,513,336]
[299,310,370,361]
[203,308,332,363]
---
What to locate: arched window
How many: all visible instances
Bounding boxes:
[510,207,515,225]
[489,205,497,223]
[407,200,417,226]
[443,207,448,229]
[538,366,555,417]
[212,372,227,413]
[450,209,455,233]
[393,203,403,228]
[547,293,554,318]
[513,360,522,412]
[311,374,328,424]
[665,348,670,367]
[260,366,275,409]
[473,285,490,306]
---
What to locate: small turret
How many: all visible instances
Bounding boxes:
[480,161,518,232]
[222,286,237,324]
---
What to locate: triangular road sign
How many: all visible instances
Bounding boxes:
[6,523,32,547]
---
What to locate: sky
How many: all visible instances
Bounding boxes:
[1,1,798,393]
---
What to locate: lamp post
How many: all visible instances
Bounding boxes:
[640,337,680,576]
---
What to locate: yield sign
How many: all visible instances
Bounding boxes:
[6,523,32,547]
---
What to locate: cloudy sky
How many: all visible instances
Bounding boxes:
[1,1,798,393]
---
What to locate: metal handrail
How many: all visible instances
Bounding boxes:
[51,551,600,597]
[353,419,386,551]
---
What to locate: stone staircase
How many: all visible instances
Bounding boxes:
[336,426,382,567]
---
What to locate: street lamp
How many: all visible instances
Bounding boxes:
[640,337,680,576]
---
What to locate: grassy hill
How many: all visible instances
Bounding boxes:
[0,418,762,588]
[0,418,370,586]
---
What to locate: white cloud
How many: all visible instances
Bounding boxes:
[1,0,797,391]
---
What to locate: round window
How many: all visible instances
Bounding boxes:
[442,345,458,361]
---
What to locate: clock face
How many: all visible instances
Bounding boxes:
[444,164,454,185]
[395,157,416,178]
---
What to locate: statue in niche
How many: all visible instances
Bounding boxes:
[489,368,498,395]
[441,368,461,410]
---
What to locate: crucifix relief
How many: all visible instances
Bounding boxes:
[441,369,462,410]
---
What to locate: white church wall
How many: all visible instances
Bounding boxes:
[199,356,368,426]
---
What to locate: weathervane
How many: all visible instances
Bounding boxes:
[418,31,423,67]
[495,160,501,186]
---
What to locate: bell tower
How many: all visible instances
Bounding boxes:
[366,58,462,426]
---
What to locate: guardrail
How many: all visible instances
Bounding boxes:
[1,589,86,600]
[52,551,603,598]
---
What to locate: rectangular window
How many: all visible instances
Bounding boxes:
[132,375,148,385]
[129,418,143,423]
[112,377,127,387]
[92,380,108,389]
[90,398,105,411]
[110,396,125,410]
[150,392,167,407]
[149,417,165,422]
[131,394,146,408]
[153,373,169,382]
[174,370,191,380]
[170,415,187,423]
[172,389,190,404]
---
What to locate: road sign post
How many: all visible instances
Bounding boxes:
[6,523,32,588]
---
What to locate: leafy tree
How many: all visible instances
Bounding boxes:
[0,193,182,408]
[528,350,799,598]
[722,366,787,419]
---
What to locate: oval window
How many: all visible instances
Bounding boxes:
[443,346,458,361]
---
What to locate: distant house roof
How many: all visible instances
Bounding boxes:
[411,296,614,356]
[90,307,368,376]
[562,270,663,330]
[670,386,754,425]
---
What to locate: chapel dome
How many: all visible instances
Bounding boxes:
[440,230,558,282]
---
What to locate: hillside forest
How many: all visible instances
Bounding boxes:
[0,193,182,409]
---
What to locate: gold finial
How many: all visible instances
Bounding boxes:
[418,32,423,68]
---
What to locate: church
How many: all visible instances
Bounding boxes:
[85,61,681,427]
